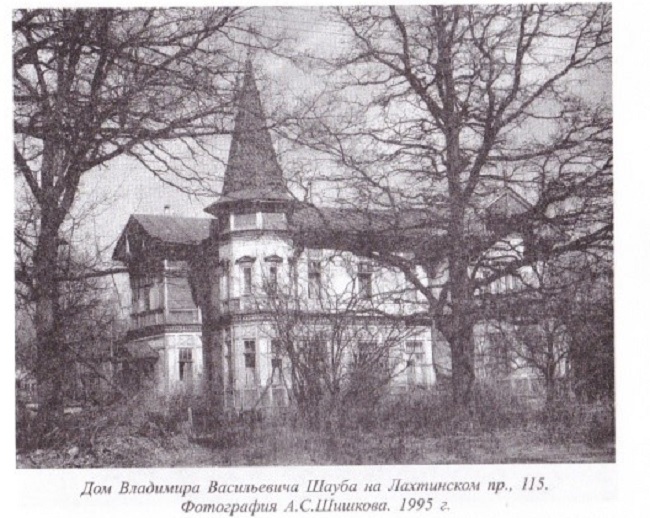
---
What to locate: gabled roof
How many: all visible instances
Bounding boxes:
[129,214,211,245]
[484,188,532,218]
[112,214,211,261]
[206,59,290,215]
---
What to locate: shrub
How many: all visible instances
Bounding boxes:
[472,381,531,432]
[539,397,615,445]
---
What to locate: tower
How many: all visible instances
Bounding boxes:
[202,59,295,410]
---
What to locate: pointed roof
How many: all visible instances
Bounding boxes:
[484,188,532,218]
[206,60,290,214]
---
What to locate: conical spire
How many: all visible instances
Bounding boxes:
[218,59,289,203]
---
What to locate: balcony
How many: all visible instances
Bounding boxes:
[130,308,201,330]
[220,296,260,315]
[167,308,201,324]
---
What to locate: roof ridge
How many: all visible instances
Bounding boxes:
[132,213,211,220]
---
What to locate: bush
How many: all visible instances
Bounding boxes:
[540,397,615,445]
[472,382,532,432]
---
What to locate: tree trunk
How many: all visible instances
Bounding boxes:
[32,215,65,445]
[448,318,476,410]
[445,207,477,415]
[437,250,477,417]
[438,23,477,413]
[189,241,223,413]
[545,362,557,407]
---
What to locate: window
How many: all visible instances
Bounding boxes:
[356,340,388,377]
[219,262,230,300]
[244,339,257,386]
[244,340,256,368]
[487,331,511,377]
[271,339,283,385]
[358,263,373,300]
[316,340,329,362]
[308,260,322,299]
[405,341,425,386]
[267,265,278,294]
[357,340,379,366]
[148,283,159,310]
[262,212,286,230]
[142,285,151,311]
[132,275,161,313]
[242,265,252,295]
[225,337,234,387]
[179,348,193,382]
[233,213,257,230]
[505,274,520,292]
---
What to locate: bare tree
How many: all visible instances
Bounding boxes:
[13,7,278,439]
[256,250,426,430]
[15,174,128,396]
[16,242,130,449]
[282,4,612,416]
[480,317,570,406]
[542,252,613,402]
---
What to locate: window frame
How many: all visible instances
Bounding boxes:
[357,263,373,300]
[179,347,193,382]
[270,339,283,385]
[243,339,257,386]
[267,264,278,294]
[308,260,322,299]
[242,264,253,295]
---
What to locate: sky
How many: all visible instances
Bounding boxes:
[64,7,345,259]
[57,5,612,267]
[10,3,614,319]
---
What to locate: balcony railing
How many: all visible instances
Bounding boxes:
[220,296,260,314]
[130,308,201,330]
[167,308,201,324]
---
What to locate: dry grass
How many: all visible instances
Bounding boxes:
[16,389,615,468]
